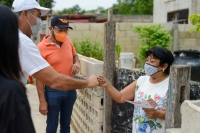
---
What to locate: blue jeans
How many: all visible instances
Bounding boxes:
[45,86,77,133]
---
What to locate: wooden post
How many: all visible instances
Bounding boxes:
[166,65,191,129]
[103,9,116,133]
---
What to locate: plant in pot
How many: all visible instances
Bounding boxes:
[133,24,172,67]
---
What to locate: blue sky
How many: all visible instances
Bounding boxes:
[53,0,117,11]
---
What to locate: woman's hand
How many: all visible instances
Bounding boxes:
[142,108,165,120]
[97,75,109,87]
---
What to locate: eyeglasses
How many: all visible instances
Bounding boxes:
[53,27,69,33]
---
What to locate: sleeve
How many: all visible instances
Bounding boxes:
[19,39,50,76]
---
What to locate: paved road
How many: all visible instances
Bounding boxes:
[26,84,75,133]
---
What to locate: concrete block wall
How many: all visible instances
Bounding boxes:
[39,21,200,65]
[71,55,104,133]
[96,14,153,23]
[71,87,104,133]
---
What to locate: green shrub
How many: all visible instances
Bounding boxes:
[133,24,172,66]
[189,14,200,33]
[73,38,104,61]
[115,44,121,61]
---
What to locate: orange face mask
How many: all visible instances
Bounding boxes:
[53,29,67,42]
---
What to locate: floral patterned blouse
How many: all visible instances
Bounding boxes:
[132,75,169,133]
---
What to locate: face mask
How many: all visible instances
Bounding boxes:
[144,63,162,76]
[26,12,42,35]
[52,29,67,43]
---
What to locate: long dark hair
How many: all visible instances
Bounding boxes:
[0,4,22,82]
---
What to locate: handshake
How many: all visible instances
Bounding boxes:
[87,75,108,88]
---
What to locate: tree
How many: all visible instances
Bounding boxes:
[0,0,55,9]
[39,0,55,9]
[110,0,153,15]
[56,4,85,14]
[133,24,172,65]
[85,7,108,14]
[133,0,153,14]
[111,0,135,14]
[0,0,13,7]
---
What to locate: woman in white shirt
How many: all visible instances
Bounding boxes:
[97,47,174,133]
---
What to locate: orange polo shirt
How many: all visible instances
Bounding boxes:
[37,35,76,77]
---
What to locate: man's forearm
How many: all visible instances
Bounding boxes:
[33,66,97,90]
[52,73,89,90]
[36,80,46,102]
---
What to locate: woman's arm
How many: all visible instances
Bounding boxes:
[97,75,137,103]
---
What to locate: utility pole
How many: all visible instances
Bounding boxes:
[103,9,116,133]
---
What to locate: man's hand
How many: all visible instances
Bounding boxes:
[71,63,80,74]
[97,75,109,87]
[39,101,48,115]
[87,75,99,88]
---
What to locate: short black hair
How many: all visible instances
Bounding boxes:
[146,47,174,75]
[0,4,21,81]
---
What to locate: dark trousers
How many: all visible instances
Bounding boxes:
[45,86,77,133]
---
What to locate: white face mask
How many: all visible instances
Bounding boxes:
[144,63,162,76]
[26,11,42,35]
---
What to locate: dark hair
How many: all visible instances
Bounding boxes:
[146,47,174,75]
[0,4,22,81]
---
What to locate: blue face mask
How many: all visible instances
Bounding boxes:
[26,11,42,35]
[144,63,162,76]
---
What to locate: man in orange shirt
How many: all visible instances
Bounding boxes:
[36,15,80,133]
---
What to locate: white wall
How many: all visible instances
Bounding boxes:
[153,0,192,24]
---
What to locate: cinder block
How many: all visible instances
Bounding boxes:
[184,38,197,45]
[181,100,200,133]
[92,94,104,109]
[75,24,90,30]
[118,38,132,45]
[92,119,103,133]
[132,39,141,45]
[80,57,89,77]
[87,57,103,77]
[126,31,138,38]
[125,44,139,55]
[118,23,133,30]
[82,31,97,38]
[116,31,126,38]
[68,31,83,38]
[90,24,104,31]
[96,31,104,38]
[80,56,103,78]
[91,86,104,97]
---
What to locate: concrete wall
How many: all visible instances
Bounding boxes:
[167,100,200,133]
[38,22,200,67]
[153,0,197,24]
[96,14,153,23]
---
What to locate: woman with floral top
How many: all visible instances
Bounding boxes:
[97,47,174,133]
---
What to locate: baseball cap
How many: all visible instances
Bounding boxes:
[12,0,50,16]
[51,15,73,30]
